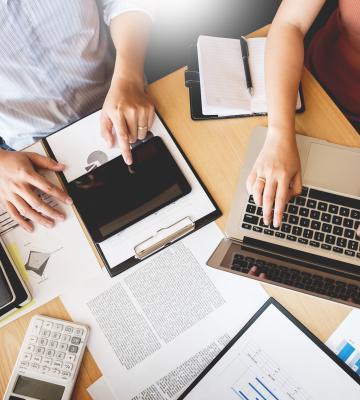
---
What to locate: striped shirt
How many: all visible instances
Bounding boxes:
[0,0,153,150]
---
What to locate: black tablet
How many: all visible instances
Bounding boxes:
[179,298,360,400]
[67,136,192,243]
[0,242,31,320]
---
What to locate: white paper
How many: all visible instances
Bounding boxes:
[326,309,360,376]
[0,141,102,327]
[47,112,216,268]
[197,35,301,116]
[87,376,117,400]
[184,303,360,399]
[61,223,269,399]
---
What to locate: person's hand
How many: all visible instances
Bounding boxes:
[0,150,73,232]
[101,78,155,165]
[246,128,302,228]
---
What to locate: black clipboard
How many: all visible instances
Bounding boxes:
[0,242,31,320]
[44,111,221,278]
[179,298,360,399]
[185,43,305,121]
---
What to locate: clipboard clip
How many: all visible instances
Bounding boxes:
[134,217,195,260]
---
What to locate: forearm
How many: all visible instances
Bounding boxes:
[109,11,152,87]
[265,21,304,137]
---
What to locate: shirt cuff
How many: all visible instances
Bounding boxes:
[102,1,155,25]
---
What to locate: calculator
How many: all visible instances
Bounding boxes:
[4,315,89,400]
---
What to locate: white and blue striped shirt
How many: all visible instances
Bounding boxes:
[0,0,153,150]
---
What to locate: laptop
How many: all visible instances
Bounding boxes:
[208,126,360,307]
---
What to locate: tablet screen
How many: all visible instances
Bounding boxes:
[67,136,191,243]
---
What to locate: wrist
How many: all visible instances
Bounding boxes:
[111,55,144,89]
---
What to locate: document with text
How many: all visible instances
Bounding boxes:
[61,223,269,399]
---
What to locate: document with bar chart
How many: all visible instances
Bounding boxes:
[180,301,360,400]
[326,309,360,376]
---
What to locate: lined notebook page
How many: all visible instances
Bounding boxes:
[197,35,301,116]
[197,35,250,116]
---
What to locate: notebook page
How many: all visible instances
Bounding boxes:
[248,37,302,113]
[197,35,251,116]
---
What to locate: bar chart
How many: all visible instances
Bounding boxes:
[224,341,312,400]
[334,339,360,376]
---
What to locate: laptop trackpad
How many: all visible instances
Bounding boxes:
[303,143,360,196]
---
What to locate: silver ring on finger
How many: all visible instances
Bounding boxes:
[137,125,148,131]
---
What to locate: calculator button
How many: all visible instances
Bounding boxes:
[30,362,40,370]
[64,326,73,334]
[63,362,73,372]
[74,328,84,337]
[68,345,79,354]
[26,345,35,353]
[23,353,32,361]
[33,355,42,364]
[32,319,43,335]
[53,361,63,369]
[44,321,53,330]
[71,337,81,345]
[39,338,48,346]
[19,361,29,368]
[42,358,52,366]
[65,354,76,363]
[50,368,61,376]
[49,340,58,349]
[35,347,45,355]
[54,323,64,332]
[60,334,71,343]
[41,366,50,374]
[58,343,68,352]
[55,351,66,360]
[45,349,55,358]
[29,336,37,345]
[61,370,72,379]
[51,332,61,340]
[40,329,51,337]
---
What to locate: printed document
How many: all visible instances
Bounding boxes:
[61,223,269,399]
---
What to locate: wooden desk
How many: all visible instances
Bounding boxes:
[1,30,359,399]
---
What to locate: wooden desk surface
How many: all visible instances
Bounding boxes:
[1,29,359,399]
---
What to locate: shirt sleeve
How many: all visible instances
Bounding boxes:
[101,0,155,25]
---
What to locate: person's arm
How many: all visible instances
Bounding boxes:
[246,0,325,228]
[101,10,154,165]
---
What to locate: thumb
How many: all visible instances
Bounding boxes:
[27,152,65,172]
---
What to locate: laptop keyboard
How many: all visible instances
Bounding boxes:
[241,186,360,259]
[231,253,360,305]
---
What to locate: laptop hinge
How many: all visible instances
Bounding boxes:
[242,236,360,278]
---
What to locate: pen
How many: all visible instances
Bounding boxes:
[240,36,253,96]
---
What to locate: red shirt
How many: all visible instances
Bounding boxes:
[306,0,360,130]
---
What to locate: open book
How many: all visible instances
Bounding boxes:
[197,35,303,116]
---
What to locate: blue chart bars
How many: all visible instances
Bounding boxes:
[335,340,360,376]
[229,341,312,400]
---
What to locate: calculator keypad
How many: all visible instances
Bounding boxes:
[18,317,87,382]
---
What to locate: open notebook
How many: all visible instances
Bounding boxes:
[196,35,303,117]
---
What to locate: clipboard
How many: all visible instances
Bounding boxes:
[185,43,305,121]
[43,111,221,278]
[179,298,360,399]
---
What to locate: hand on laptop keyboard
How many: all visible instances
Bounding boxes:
[246,132,302,228]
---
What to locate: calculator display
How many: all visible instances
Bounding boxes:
[13,375,65,400]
